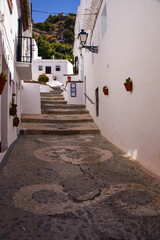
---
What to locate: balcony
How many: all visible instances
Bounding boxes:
[16,37,32,80]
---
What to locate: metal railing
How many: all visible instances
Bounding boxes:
[84,93,95,104]
[17,37,32,63]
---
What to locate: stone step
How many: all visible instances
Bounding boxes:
[40,92,63,96]
[41,97,65,101]
[41,100,67,104]
[42,104,86,109]
[42,109,89,115]
[21,114,93,123]
[20,122,100,135]
[41,94,63,97]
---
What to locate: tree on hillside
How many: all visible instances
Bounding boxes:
[63,29,74,44]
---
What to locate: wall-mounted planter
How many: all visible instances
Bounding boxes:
[13,117,19,127]
[67,76,71,82]
[124,81,132,92]
[124,78,132,92]
[0,76,7,95]
[103,89,108,95]
[10,104,17,116]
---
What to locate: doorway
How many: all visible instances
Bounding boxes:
[95,87,99,117]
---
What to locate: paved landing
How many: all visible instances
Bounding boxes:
[20,122,100,135]
[0,134,160,240]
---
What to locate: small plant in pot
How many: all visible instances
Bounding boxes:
[10,93,17,116]
[124,77,132,92]
[67,76,71,82]
[53,76,57,80]
[38,74,49,84]
[0,71,7,95]
[13,115,19,127]
[103,86,109,95]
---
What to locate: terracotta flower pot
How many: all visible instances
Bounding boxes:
[13,117,19,127]
[10,104,17,116]
[103,89,108,95]
[124,81,132,92]
[0,76,7,95]
[67,76,71,82]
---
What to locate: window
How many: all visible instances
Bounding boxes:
[7,0,12,13]
[101,3,107,38]
[45,66,51,74]
[56,66,61,71]
[39,66,43,71]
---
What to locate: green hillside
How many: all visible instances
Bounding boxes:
[33,13,76,62]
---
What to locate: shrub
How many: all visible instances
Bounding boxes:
[38,74,49,83]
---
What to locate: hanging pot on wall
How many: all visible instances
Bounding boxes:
[67,76,71,82]
[10,104,17,116]
[103,89,108,95]
[13,116,19,127]
[124,78,133,92]
[0,76,7,95]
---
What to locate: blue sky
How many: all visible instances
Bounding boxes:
[31,0,80,23]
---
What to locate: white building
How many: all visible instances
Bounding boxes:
[74,0,160,177]
[32,40,73,86]
[0,0,32,162]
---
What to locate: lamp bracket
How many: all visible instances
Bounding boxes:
[82,45,98,53]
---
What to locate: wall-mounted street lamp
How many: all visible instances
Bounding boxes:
[78,29,98,53]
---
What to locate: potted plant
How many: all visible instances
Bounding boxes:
[124,77,132,92]
[10,93,17,116]
[0,71,7,95]
[38,74,49,84]
[13,115,19,127]
[53,76,57,80]
[103,86,108,95]
[67,76,71,82]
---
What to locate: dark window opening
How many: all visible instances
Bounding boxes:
[56,65,61,71]
[45,66,51,74]
[39,66,43,71]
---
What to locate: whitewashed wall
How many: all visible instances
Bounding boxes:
[76,0,160,177]
[32,59,73,86]
[63,75,85,105]
[21,82,41,114]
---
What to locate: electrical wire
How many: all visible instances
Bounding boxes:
[32,10,97,15]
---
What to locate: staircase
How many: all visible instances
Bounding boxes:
[20,88,100,135]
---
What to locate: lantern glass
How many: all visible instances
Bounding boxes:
[78,29,88,46]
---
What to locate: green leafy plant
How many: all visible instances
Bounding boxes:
[126,77,131,83]
[0,71,7,79]
[103,85,108,90]
[38,74,49,83]
[12,93,16,104]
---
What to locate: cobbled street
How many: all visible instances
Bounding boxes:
[0,89,160,240]
[0,134,160,240]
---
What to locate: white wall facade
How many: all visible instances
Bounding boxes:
[63,75,85,105]
[32,59,73,86]
[21,82,41,114]
[0,0,32,163]
[32,40,73,86]
[75,0,160,177]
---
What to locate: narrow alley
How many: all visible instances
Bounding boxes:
[0,87,160,240]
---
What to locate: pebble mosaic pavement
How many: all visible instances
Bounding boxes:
[0,134,160,240]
